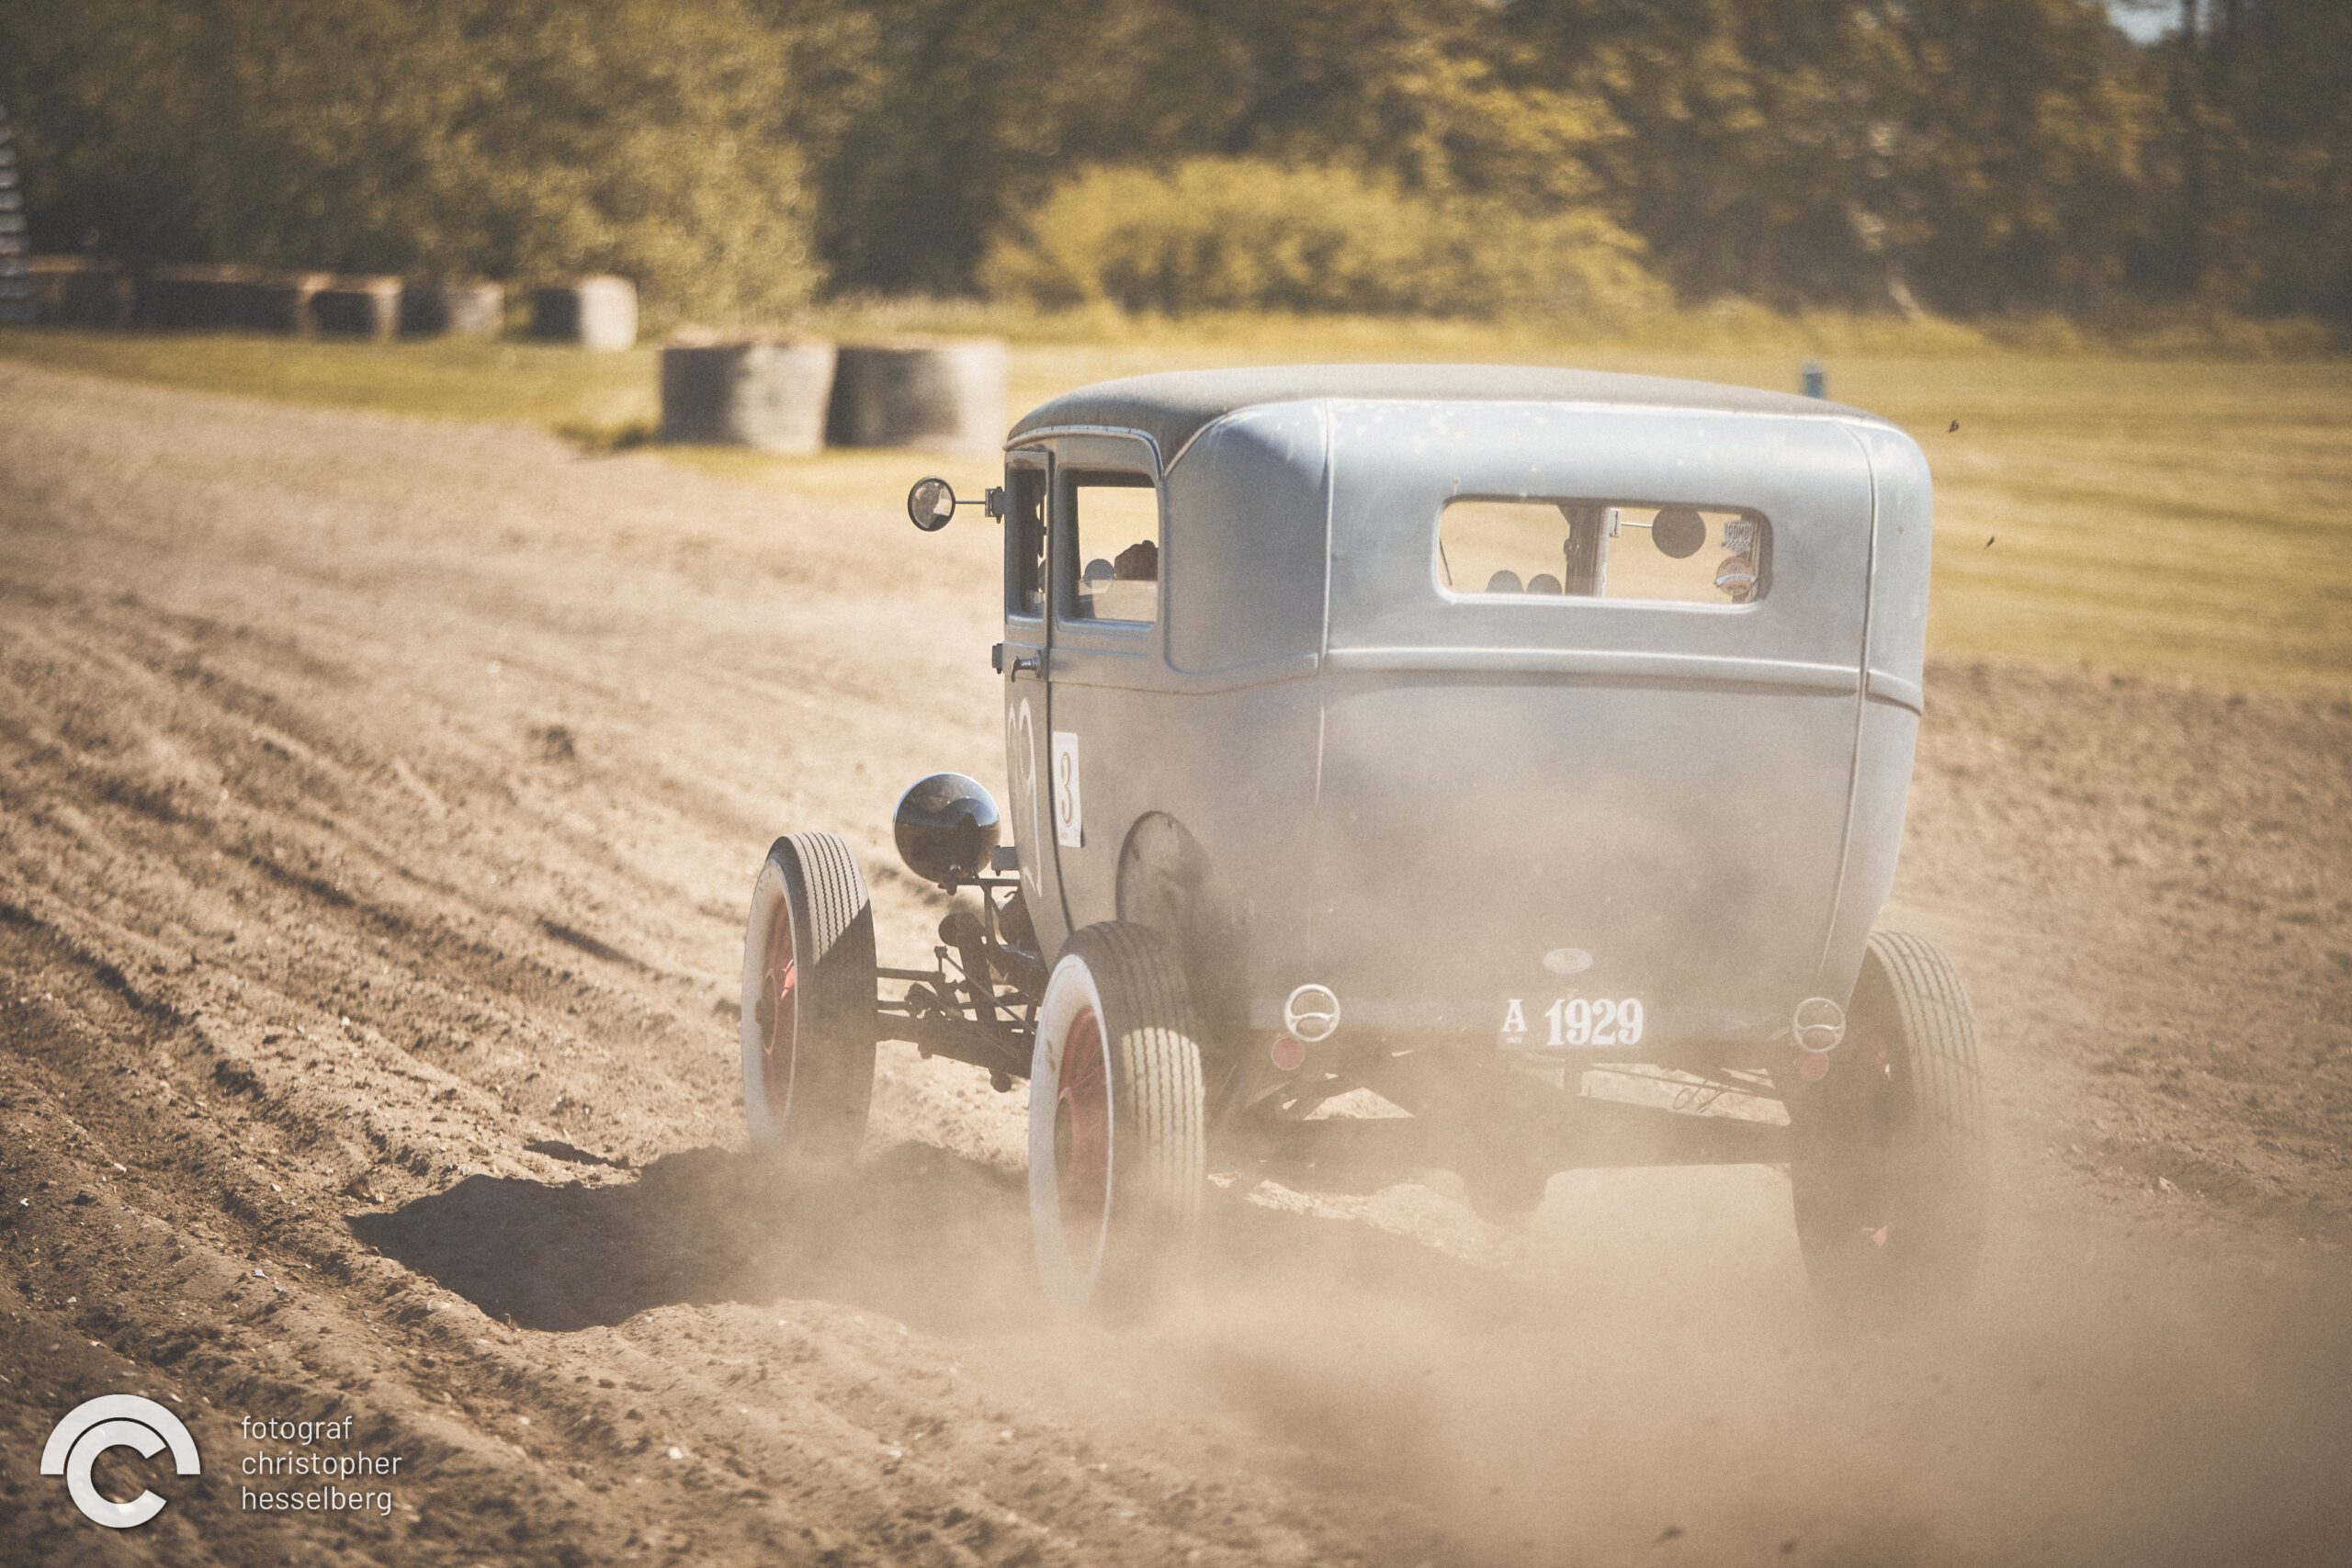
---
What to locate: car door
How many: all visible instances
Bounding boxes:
[1000,449,1069,957]
[1036,436,1166,942]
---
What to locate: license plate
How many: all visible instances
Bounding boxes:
[1500,996,1645,1049]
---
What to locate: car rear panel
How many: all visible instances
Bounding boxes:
[1297,400,1883,1055]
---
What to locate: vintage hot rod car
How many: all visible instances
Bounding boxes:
[741,366,1986,1315]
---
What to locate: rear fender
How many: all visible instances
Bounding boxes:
[1114,813,1247,1044]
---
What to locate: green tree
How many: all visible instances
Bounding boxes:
[781,0,1620,294]
[2148,0,2352,315]
[1506,0,2157,313]
[0,0,821,323]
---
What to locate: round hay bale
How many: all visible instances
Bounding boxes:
[135,264,259,331]
[400,279,503,338]
[28,256,133,328]
[247,271,332,334]
[530,275,637,351]
[311,276,401,340]
[825,338,1007,456]
[660,338,837,455]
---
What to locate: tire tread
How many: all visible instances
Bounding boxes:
[751,831,877,1166]
[1790,929,1988,1307]
[1057,922,1205,1312]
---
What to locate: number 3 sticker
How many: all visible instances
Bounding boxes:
[1050,730,1082,848]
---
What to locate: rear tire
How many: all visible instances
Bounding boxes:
[1028,923,1205,1317]
[741,832,877,1171]
[1788,931,1988,1311]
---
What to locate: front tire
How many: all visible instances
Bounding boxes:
[1788,931,1989,1310]
[741,832,877,1171]
[1028,923,1205,1317]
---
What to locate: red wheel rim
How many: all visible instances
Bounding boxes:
[1055,1007,1110,1251]
[760,894,798,1118]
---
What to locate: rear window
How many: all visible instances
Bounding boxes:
[1437,501,1768,607]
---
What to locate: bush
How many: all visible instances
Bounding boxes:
[980,159,1666,323]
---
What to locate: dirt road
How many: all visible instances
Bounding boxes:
[2,362,2348,1566]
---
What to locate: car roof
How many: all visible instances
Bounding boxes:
[1007,364,1882,460]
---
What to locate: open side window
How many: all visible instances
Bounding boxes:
[1056,469,1160,626]
[1437,500,1770,607]
[1005,458,1049,620]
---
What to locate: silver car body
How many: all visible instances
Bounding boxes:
[997,366,1931,1064]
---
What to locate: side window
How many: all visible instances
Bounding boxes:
[1437,500,1769,607]
[1059,471,1160,625]
[1007,464,1047,618]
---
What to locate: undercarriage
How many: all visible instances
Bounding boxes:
[874,886,1795,1197]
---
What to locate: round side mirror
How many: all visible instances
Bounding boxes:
[907,477,956,532]
[894,772,1002,886]
[1651,505,1706,559]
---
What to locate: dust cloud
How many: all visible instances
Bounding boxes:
[976,1163,2352,1566]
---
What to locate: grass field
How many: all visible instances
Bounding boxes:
[3,322,2346,690]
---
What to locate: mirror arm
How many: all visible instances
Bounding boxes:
[908,477,1008,533]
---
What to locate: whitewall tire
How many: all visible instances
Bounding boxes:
[1028,922,1205,1316]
